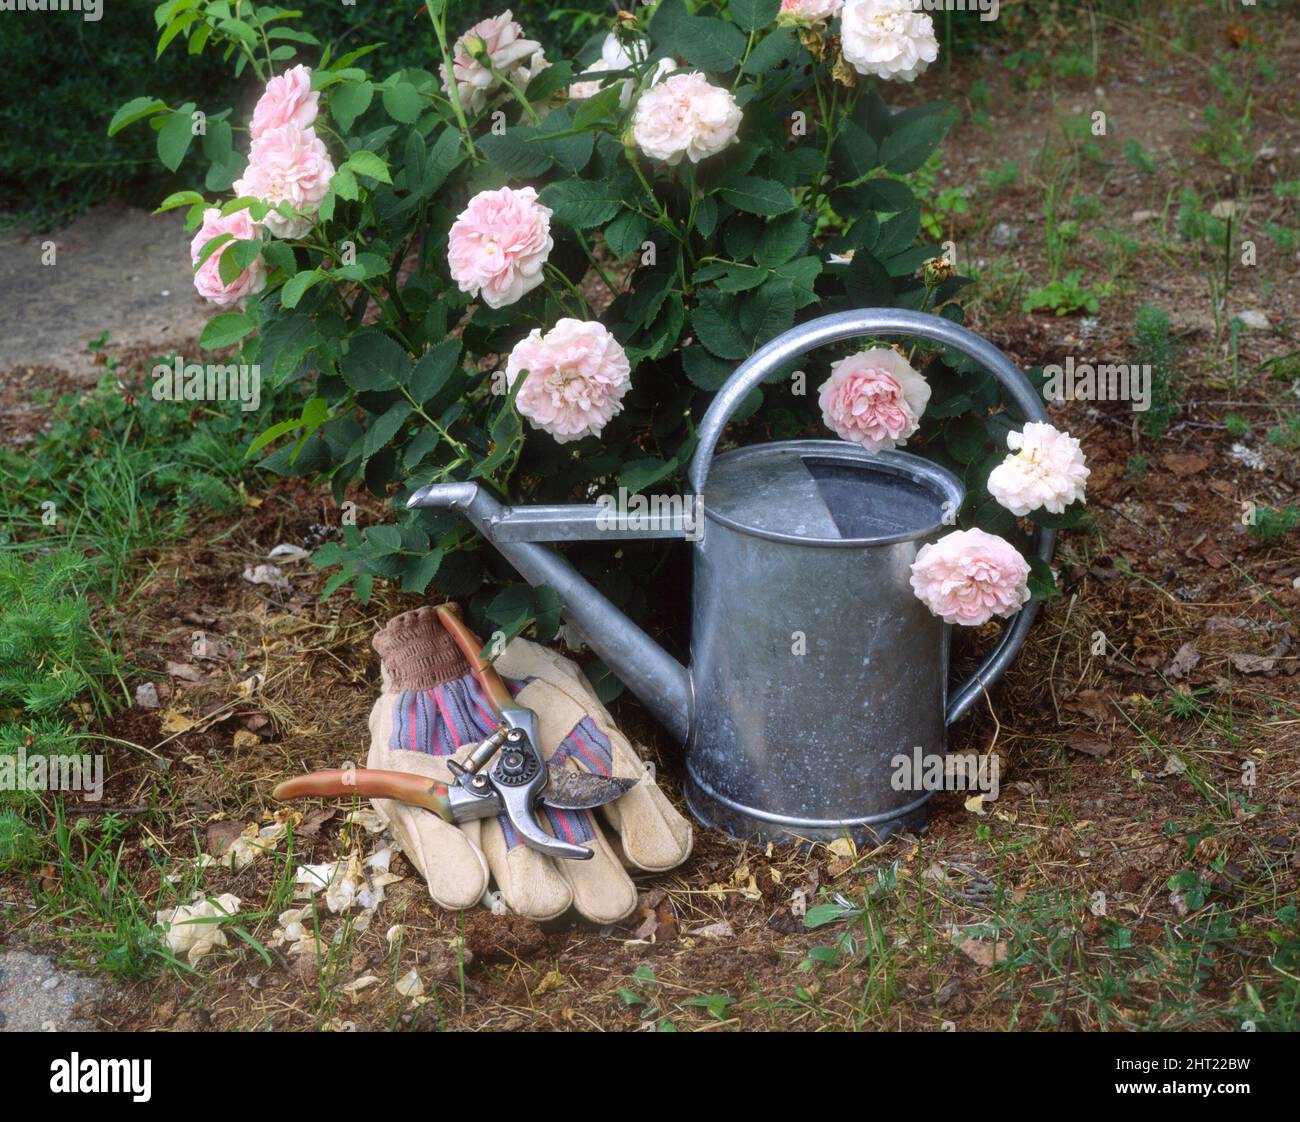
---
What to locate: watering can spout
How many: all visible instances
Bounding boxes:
[407,483,692,743]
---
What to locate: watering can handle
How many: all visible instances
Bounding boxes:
[687,308,1056,726]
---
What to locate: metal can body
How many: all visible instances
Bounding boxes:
[683,440,963,844]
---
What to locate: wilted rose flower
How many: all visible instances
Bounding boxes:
[505,319,632,443]
[987,422,1090,516]
[190,207,266,307]
[441,10,549,115]
[631,71,743,165]
[447,186,553,309]
[250,64,319,140]
[233,125,334,239]
[778,0,844,27]
[818,347,931,452]
[910,528,1031,627]
[841,0,939,82]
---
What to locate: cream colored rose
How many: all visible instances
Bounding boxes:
[630,71,742,165]
[841,0,939,82]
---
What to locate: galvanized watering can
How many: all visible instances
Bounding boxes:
[409,310,1054,844]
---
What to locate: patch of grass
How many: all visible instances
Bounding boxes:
[0,342,295,880]
[1132,304,1181,439]
[1248,505,1300,543]
[1265,416,1300,450]
[40,813,185,978]
[1123,137,1156,174]
[980,159,1020,191]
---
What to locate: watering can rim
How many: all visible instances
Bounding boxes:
[701,438,964,549]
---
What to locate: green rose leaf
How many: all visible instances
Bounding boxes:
[199,312,255,350]
[718,176,795,216]
[341,328,410,392]
[730,0,782,34]
[691,290,747,360]
[539,179,625,229]
[157,103,197,172]
[676,16,747,72]
[1027,554,1059,599]
[363,400,414,458]
[331,80,374,132]
[108,96,167,137]
[880,110,955,175]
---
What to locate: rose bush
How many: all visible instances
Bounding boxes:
[113,0,1086,665]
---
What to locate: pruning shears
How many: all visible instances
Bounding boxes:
[272,606,635,860]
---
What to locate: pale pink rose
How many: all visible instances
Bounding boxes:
[841,0,939,82]
[987,422,1090,517]
[778,0,844,27]
[233,124,334,239]
[569,58,617,101]
[250,64,319,140]
[448,186,553,309]
[190,207,266,308]
[631,72,743,166]
[910,528,1031,627]
[505,319,631,443]
[440,10,549,115]
[817,347,931,452]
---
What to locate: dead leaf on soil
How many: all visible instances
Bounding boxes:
[1066,731,1114,757]
[205,820,244,856]
[1191,536,1230,569]
[232,729,262,749]
[1230,653,1276,674]
[1164,642,1201,681]
[531,969,566,997]
[158,708,197,734]
[242,563,291,592]
[687,920,735,940]
[166,660,205,682]
[1063,689,1118,725]
[1157,754,1188,777]
[298,808,336,837]
[631,888,677,942]
[1161,452,1211,477]
[955,935,1009,967]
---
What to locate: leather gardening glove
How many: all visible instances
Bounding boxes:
[367,606,693,924]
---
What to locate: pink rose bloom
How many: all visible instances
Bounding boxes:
[505,319,632,443]
[190,207,266,308]
[448,186,553,309]
[250,64,319,140]
[778,0,844,27]
[233,124,334,239]
[441,10,549,115]
[910,528,1031,627]
[817,347,931,452]
[631,72,743,166]
[987,422,1090,516]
